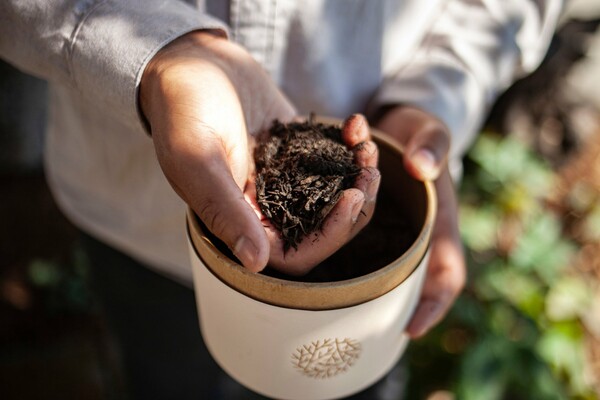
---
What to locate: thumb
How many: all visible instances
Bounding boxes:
[187,160,270,273]
[154,133,270,273]
[375,106,450,181]
[403,126,449,182]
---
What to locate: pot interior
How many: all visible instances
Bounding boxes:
[187,126,436,310]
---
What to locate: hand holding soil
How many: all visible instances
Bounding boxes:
[252,114,381,276]
[140,31,380,275]
[139,30,296,272]
[374,105,466,339]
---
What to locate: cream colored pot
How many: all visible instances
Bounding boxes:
[187,124,436,400]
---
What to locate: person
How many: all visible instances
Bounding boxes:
[0,1,563,398]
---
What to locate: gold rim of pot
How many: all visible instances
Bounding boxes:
[187,119,437,310]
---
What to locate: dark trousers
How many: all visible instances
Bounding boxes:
[82,234,406,400]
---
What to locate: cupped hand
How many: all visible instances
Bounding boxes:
[259,114,381,275]
[140,31,379,275]
[374,106,466,339]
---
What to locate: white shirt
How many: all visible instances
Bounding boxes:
[0,0,562,284]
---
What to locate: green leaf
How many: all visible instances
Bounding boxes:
[582,203,600,241]
[460,205,500,252]
[457,335,511,400]
[545,276,593,322]
[467,134,554,206]
[509,212,575,283]
[497,182,535,215]
[479,264,545,319]
[28,260,62,287]
[470,134,527,183]
[536,324,590,395]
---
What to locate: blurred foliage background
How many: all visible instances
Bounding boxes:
[405,4,600,398]
[406,131,600,400]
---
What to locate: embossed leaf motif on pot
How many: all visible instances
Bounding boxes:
[292,338,361,378]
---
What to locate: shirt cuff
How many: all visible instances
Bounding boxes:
[69,0,229,134]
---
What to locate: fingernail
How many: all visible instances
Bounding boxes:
[351,196,364,223]
[344,114,366,144]
[232,235,258,272]
[410,321,429,339]
[407,300,442,338]
[411,149,438,180]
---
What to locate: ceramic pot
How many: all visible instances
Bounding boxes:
[186,122,436,400]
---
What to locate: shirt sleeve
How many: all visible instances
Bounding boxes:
[370,0,564,165]
[0,0,229,132]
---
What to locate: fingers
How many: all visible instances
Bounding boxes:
[141,29,301,274]
[406,237,465,338]
[353,167,380,206]
[188,161,270,273]
[375,106,450,181]
[353,141,378,169]
[374,107,464,337]
[403,121,449,181]
[342,114,379,169]
[265,167,380,274]
[342,113,380,228]
[406,169,466,338]
[342,113,380,232]
[341,114,370,146]
[263,115,381,275]
[266,189,366,275]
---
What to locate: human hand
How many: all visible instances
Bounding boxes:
[140,31,379,275]
[261,114,381,275]
[374,106,466,339]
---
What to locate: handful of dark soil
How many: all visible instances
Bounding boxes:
[254,116,361,250]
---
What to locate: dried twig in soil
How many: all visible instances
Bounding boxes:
[255,117,360,250]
